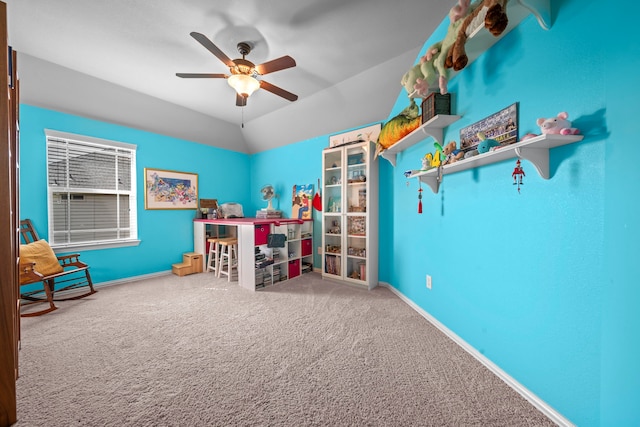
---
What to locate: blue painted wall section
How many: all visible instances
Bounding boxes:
[19,105,251,284]
[17,1,640,425]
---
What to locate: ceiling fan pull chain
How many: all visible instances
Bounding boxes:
[241,107,244,128]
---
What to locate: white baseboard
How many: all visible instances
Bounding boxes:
[379,282,574,427]
[95,270,173,289]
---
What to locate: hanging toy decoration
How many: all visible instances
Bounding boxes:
[512,159,525,193]
[418,182,423,213]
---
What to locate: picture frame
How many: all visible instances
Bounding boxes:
[459,103,519,154]
[144,168,198,210]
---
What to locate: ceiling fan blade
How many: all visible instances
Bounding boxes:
[176,73,228,78]
[236,93,248,107]
[190,32,235,68]
[259,80,298,102]
[255,56,296,75]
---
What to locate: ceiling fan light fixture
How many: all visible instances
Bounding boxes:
[228,74,260,98]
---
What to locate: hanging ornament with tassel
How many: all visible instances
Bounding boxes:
[418,182,423,214]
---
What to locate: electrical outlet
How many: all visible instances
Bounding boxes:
[317,246,322,255]
[426,275,432,290]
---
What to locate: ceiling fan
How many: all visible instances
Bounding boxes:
[176,32,298,107]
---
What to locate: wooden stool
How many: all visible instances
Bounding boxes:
[217,238,238,281]
[206,237,222,275]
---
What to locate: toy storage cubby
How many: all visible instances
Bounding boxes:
[254,220,313,290]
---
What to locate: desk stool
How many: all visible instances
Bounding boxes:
[217,238,238,281]
[206,237,222,274]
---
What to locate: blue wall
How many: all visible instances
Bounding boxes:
[19,105,251,283]
[18,1,640,425]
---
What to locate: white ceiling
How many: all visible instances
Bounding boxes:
[5,0,452,153]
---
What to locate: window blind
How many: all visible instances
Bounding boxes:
[46,131,137,247]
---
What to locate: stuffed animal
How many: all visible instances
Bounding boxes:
[536,112,580,135]
[401,63,425,99]
[442,141,465,165]
[432,0,476,94]
[422,153,434,170]
[476,131,500,154]
[448,0,509,72]
[375,99,421,157]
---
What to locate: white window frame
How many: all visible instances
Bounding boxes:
[45,129,140,252]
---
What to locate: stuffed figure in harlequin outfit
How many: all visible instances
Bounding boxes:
[536,112,580,135]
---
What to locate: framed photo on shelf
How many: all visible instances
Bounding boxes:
[459,103,519,153]
[144,168,198,210]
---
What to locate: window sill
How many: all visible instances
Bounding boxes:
[52,239,141,253]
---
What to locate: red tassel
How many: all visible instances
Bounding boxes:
[418,187,423,214]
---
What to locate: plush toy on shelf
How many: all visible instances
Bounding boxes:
[536,112,580,135]
[442,141,465,165]
[476,131,500,154]
[375,99,421,158]
[448,0,510,72]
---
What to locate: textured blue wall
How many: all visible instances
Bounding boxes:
[19,105,250,284]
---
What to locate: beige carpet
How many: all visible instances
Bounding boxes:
[15,272,555,426]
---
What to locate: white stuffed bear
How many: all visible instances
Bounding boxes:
[536,112,579,135]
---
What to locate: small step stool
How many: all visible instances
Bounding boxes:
[172,252,203,277]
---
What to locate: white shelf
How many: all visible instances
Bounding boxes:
[380,114,461,166]
[411,134,583,193]
[380,0,551,167]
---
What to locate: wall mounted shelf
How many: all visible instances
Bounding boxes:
[380,115,461,166]
[379,0,550,167]
[410,134,584,193]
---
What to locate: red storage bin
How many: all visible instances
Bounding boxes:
[288,259,300,279]
[255,224,269,246]
[301,238,312,256]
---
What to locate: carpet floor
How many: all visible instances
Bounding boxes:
[15,272,555,426]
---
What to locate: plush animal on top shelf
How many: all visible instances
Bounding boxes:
[448,0,509,72]
[375,99,421,158]
[431,0,477,95]
[442,141,465,165]
[536,112,580,135]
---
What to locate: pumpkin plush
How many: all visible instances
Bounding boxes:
[375,99,421,158]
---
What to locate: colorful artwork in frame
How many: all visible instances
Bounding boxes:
[292,184,313,220]
[144,168,198,210]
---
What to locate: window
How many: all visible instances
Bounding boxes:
[45,130,139,251]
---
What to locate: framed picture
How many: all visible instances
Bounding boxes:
[144,168,198,210]
[329,123,382,149]
[459,103,518,153]
[292,184,313,220]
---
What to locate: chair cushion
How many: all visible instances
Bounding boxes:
[19,239,64,284]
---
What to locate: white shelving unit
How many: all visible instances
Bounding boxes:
[410,134,584,193]
[322,140,379,289]
[254,220,314,289]
[380,0,550,166]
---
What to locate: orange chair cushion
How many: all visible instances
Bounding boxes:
[19,239,64,284]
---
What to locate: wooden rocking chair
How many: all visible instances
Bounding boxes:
[18,219,97,317]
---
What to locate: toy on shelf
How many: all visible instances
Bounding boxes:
[476,131,500,153]
[537,112,580,135]
[512,159,525,193]
[448,0,509,72]
[375,99,421,158]
[442,141,465,165]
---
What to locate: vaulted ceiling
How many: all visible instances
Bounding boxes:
[6,0,452,153]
